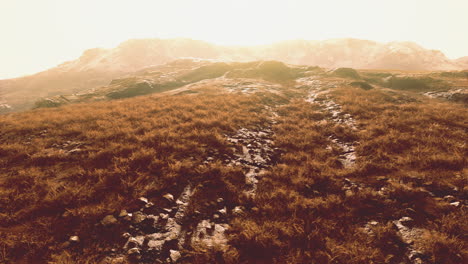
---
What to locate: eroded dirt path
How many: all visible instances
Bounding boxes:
[296,77,459,264]
[226,123,276,197]
[297,77,358,168]
[102,100,279,263]
[183,105,278,255]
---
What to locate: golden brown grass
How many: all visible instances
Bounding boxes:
[227,85,466,263]
[0,91,278,263]
[0,78,466,263]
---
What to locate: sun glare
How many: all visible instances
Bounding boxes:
[0,0,467,78]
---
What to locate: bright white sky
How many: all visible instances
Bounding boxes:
[1,0,467,79]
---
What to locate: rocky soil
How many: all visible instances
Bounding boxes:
[299,77,358,168]
[97,105,278,263]
[24,73,465,264]
[423,88,468,104]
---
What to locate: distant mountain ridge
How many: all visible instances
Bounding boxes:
[58,38,466,73]
[1,38,467,112]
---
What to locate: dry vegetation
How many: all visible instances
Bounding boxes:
[228,86,467,263]
[0,70,466,264]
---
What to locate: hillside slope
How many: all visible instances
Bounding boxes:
[0,66,466,264]
[1,38,466,113]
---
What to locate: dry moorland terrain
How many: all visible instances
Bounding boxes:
[0,61,467,264]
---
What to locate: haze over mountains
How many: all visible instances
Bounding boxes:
[42,38,468,72]
[1,38,467,112]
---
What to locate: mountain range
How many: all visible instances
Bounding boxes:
[1,38,467,112]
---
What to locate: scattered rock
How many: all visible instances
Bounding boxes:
[101,215,118,227]
[125,236,144,249]
[218,207,227,216]
[345,189,354,197]
[163,193,175,202]
[127,247,140,256]
[399,217,414,227]
[123,213,132,222]
[69,236,80,243]
[170,249,182,263]
[443,195,456,202]
[145,214,159,227]
[376,176,388,181]
[405,208,417,215]
[393,216,426,263]
[160,213,169,220]
[138,197,149,205]
[191,220,229,249]
[68,148,82,154]
[118,210,129,218]
[131,212,146,224]
[232,206,244,216]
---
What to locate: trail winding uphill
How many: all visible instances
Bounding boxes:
[298,77,358,168]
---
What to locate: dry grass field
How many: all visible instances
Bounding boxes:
[0,66,466,264]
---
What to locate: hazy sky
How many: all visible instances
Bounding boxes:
[1,0,467,79]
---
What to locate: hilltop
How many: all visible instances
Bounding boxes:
[1,38,467,113]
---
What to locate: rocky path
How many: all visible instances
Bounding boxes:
[100,105,278,263]
[297,78,436,263]
[100,186,194,263]
[225,122,276,197]
[297,77,357,168]
[183,105,279,253]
